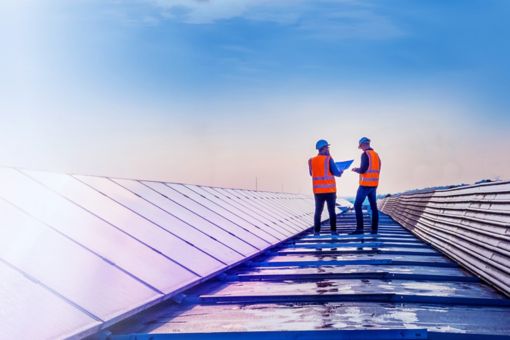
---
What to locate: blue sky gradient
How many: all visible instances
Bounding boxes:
[1,0,509,194]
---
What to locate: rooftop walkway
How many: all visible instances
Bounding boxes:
[108,211,510,340]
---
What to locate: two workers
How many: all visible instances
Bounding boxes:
[308,137,381,236]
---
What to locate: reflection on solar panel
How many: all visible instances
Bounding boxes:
[0,168,315,339]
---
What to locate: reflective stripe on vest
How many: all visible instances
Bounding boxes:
[359,149,381,187]
[313,184,336,188]
[310,155,336,194]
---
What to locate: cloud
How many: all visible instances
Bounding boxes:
[143,0,404,40]
[150,0,301,24]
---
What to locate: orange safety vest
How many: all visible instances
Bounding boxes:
[309,155,336,194]
[359,149,381,187]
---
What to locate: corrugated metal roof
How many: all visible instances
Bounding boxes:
[380,180,510,296]
[108,212,510,339]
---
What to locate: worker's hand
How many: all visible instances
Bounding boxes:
[352,167,359,173]
[339,170,343,177]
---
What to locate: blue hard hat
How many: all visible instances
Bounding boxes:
[358,137,371,145]
[315,139,330,150]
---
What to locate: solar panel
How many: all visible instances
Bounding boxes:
[25,170,224,277]
[237,187,310,231]
[219,188,296,226]
[0,198,160,323]
[169,183,277,244]
[205,187,299,236]
[142,181,265,254]
[0,167,314,339]
[253,191,314,225]
[273,192,311,211]
[252,191,308,218]
[0,168,197,294]
[228,189,308,229]
[190,185,289,240]
[113,179,255,258]
[109,178,246,265]
[249,191,310,223]
[0,259,100,339]
[267,193,313,222]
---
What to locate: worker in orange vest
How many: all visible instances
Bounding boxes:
[351,137,381,234]
[309,139,343,236]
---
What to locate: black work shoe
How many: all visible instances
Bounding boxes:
[349,230,364,235]
[314,232,320,237]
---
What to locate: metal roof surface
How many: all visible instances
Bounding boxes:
[108,212,510,339]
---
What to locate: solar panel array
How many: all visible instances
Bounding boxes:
[0,168,315,339]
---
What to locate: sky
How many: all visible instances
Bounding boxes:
[1,0,509,196]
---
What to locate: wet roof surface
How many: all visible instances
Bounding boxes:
[109,212,510,338]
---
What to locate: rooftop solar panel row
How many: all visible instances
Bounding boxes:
[0,168,316,339]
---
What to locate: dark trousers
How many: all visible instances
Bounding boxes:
[354,186,379,232]
[314,192,337,233]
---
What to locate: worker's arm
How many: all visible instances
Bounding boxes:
[308,158,312,176]
[329,158,343,177]
[352,152,369,174]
